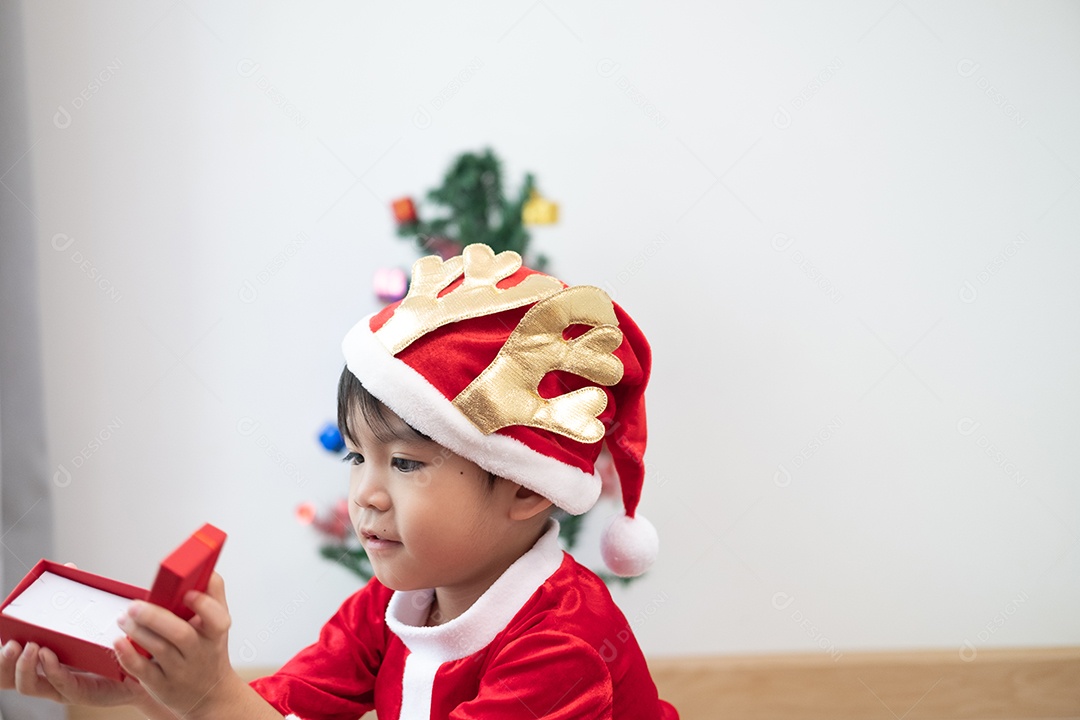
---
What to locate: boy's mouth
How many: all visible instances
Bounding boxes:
[360,529,401,549]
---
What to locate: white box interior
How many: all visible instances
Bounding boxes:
[2,572,132,648]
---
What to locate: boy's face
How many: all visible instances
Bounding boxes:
[343,405,523,599]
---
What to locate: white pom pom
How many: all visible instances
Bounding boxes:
[601,513,659,577]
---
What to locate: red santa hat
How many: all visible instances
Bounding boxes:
[342,244,657,577]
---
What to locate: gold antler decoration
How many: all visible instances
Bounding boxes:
[375,244,564,355]
[452,286,624,443]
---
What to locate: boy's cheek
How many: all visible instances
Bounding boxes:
[347,506,362,535]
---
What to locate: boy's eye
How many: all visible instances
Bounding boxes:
[343,452,364,466]
[392,457,424,473]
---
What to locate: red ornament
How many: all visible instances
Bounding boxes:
[295,502,317,525]
[391,197,418,224]
[297,500,351,542]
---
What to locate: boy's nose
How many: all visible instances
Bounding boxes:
[351,469,391,512]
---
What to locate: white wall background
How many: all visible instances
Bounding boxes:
[12,1,1079,666]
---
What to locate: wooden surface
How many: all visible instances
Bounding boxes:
[648,647,1080,720]
[67,647,1080,720]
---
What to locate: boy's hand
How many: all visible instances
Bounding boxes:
[0,639,148,707]
[0,571,265,719]
[114,572,247,718]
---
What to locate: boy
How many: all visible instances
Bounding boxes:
[1,244,678,718]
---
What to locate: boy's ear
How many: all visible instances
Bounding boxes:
[508,483,553,521]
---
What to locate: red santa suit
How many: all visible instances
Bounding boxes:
[251,522,678,719]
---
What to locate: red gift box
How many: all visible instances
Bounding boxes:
[0,523,226,681]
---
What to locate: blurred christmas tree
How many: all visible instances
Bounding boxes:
[390,148,555,270]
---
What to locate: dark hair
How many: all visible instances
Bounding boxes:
[337,365,428,446]
[336,365,498,488]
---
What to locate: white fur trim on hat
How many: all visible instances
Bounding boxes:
[342,315,602,515]
[600,513,659,577]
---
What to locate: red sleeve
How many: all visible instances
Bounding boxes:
[448,631,613,720]
[250,580,393,720]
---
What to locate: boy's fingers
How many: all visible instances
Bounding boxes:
[37,647,78,698]
[118,621,172,663]
[14,643,61,702]
[205,572,228,611]
[0,640,21,689]
[113,636,163,685]
[0,640,20,663]
[13,642,38,693]
[124,601,196,652]
[37,646,62,674]
[185,587,231,638]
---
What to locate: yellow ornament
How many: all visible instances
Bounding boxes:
[522,189,559,225]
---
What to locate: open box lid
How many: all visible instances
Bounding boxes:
[148,523,227,620]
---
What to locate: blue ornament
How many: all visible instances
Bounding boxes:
[318,422,344,452]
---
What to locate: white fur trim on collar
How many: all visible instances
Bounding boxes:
[386,520,564,662]
[343,316,601,514]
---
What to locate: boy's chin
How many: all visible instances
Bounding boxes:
[370,569,427,593]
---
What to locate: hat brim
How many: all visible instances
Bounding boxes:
[342,315,601,515]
